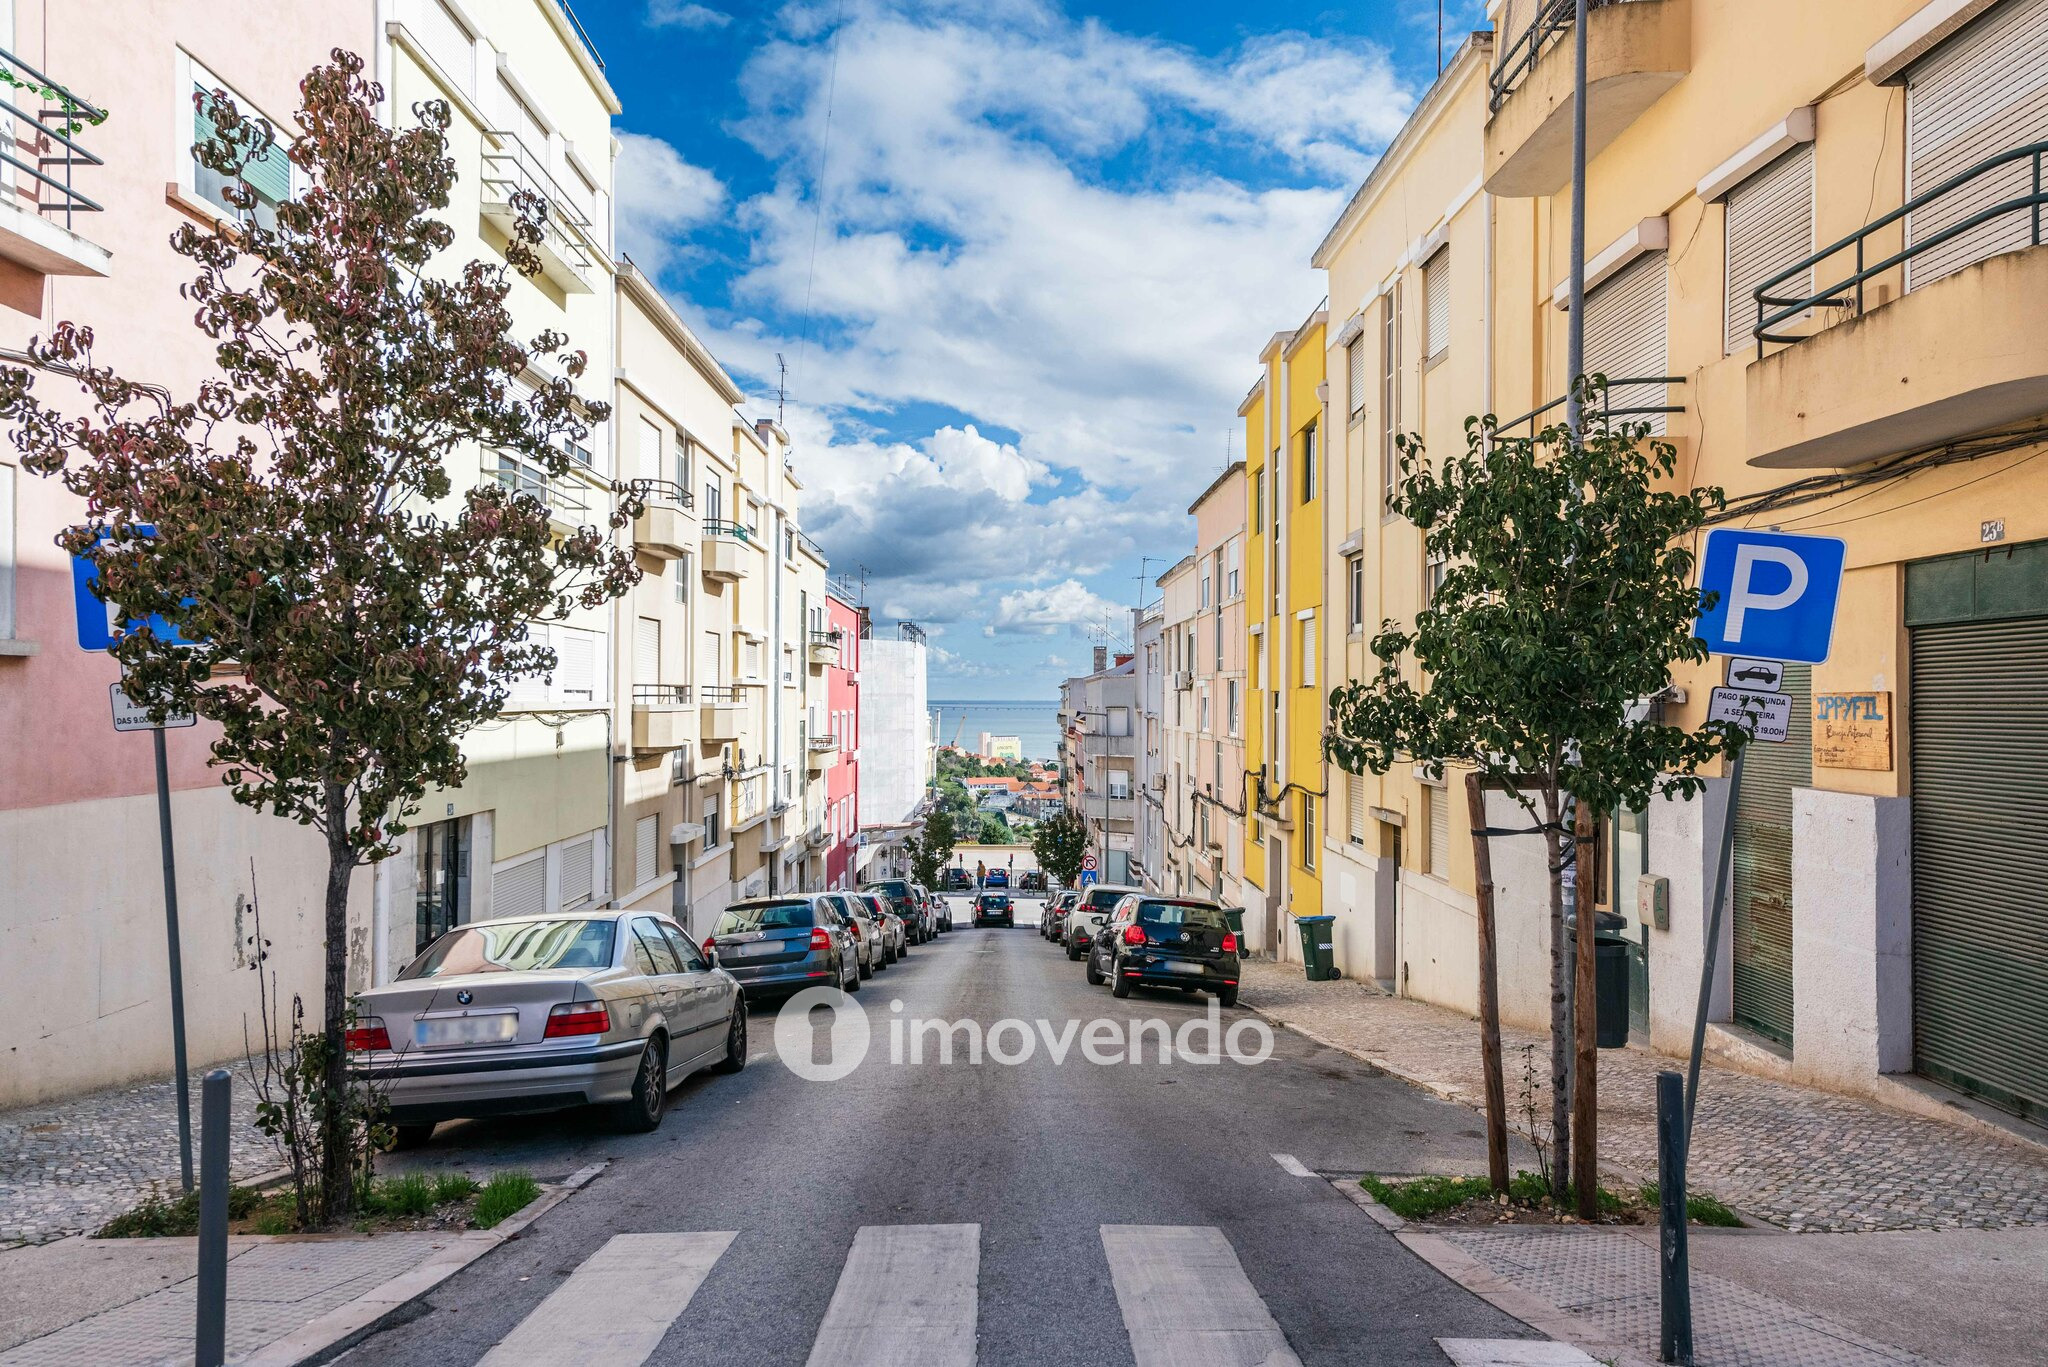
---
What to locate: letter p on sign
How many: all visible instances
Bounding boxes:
[1694,529,1845,664]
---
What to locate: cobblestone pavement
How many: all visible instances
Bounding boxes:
[1441,1227,1932,1367]
[0,1068,278,1244]
[1241,962,2048,1233]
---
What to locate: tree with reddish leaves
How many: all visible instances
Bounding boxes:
[1,52,641,1220]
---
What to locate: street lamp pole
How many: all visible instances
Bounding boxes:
[1565,0,1590,437]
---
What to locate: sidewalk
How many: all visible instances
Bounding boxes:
[1239,960,2048,1232]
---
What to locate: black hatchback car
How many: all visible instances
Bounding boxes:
[972,893,1015,928]
[1086,896,1241,1007]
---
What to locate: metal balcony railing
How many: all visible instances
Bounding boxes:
[810,628,843,648]
[1490,0,1631,112]
[1753,141,2048,358]
[703,518,754,543]
[553,0,605,71]
[699,683,743,704]
[633,683,692,707]
[480,129,595,283]
[0,48,105,229]
[1492,374,1687,439]
[808,732,838,751]
[486,457,590,521]
[637,478,695,509]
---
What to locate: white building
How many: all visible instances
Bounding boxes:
[856,629,932,872]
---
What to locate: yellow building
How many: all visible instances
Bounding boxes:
[1240,313,1327,959]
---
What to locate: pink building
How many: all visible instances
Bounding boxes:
[823,591,862,888]
[0,3,377,1104]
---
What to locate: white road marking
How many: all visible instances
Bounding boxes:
[477,1231,734,1366]
[805,1223,979,1367]
[1435,1340,1601,1366]
[1101,1224,1304,1367]
[1270,1153,1313,1178]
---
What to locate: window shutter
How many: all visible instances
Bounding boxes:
[1347,773,1366,844]
[1724,144,1814,355]
[1582,252,1669,434]
[507,623,549,706]
[493,856,546,919]
[410,0,476,93]
[635,616,661,685]
[1424,249,1450,361]
[1347,338,1366,416]
[556,628,596,701]
[1904,0,2048,291]
[1300,617,1316,688]
[1429,786,1449,878]
[635,815,658,888]
[638,418,663,482]
[560,836,595,909]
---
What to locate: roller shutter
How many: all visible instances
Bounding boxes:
[1423,248,1451,361]
[1347,772,1367,845]
[1724,144,1814,355]
[635,616,660,687]
[1428,784,1449,879]
[493,855,546,919]
[635,814,659,889]
[1730,661,1810,1047]
[559,835,595,909]
[1581,252,1668,434]
[1907,542,2048,1124]
[1904,0,2048,291]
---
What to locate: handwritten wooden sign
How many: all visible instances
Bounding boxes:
[1814,692,1893,770]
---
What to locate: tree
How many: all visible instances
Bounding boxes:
[903,805,957,888]
[1032,806,1088,888]
[977,811,1014,844]
[1324,390,1742,1212]
[0,53,639,1220]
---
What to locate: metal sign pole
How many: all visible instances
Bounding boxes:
[1682,743,1743,1139]
[154,726,194,1193]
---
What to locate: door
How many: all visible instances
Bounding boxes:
[1730,662,1811,1047]
[1908,542,2048,1123]
[629,916,692,1066]
[660,921,729,1061]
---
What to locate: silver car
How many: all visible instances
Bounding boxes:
[352,911,746,1147]
[858,891,908,959]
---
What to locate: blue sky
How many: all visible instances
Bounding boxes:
[583,0,1481,698]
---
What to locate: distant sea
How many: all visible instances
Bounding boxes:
[930,699,1061,764]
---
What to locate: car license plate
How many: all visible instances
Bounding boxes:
[414,1012,518,1047]
[1164,960,1204,975]
[731,940,782,957]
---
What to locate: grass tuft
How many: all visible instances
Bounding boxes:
[1639,1183,1745,1227]
[96,1185,262,1238]
[471,1172,542,1229]
[367,1173,438,1217]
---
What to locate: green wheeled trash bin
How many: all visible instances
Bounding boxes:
[1595,929,1631,1048]
[1294,914,1339,981]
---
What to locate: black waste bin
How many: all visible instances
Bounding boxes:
[1294,914,1339,981]
[1222,907,1245,945]
[1594,931,1631,1048]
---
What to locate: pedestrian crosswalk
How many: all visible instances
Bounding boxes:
[470,1223,1328,1366]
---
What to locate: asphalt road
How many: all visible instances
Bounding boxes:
[352,896,1535,1365]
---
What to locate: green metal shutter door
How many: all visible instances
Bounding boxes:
[1731,661,1810,1046]
[1910,615,2048,1123]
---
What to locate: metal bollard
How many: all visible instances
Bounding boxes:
[1657,1069,1693,1365]
[195,1068,231,1367]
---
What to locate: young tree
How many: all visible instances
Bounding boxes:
[903,805,958,889]
[1325,392,1742,1211]
[1032,806,1088,889]
[0,53,640,1220]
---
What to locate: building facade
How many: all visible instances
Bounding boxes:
[1162,463,1249,907]
[820,590,861,889]
[855,627,932,877]
[1133,604,1166,889]
[1058,647,1139,885]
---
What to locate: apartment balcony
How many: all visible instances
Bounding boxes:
[1493,373,1687,445]
[0,49,108,278]
[630,684,693,753]
[699,683,744,743]
[1081,732,1138,758]
[632,480,695,559]
[480,128,596,294]
[1484,0,1691,198]
[807,629,843,669]
[1089,795,1137,825]
[486,457,592,534]
[701,520,758,583]
[1746,143,2048,469]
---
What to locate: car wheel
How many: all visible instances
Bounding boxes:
[714,999,748,1074]
[612,1035,668,1134]
[1066,943,1082,961]
[1110,961,1133,999]
[845,955,862,993]
[859,954,873,979]
[1085,955,1105,986]
[388,1122,436,1151]
[1217,985,1239,1009]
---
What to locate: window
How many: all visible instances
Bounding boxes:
[1299,614,1316,689]
[1108,769,1133,800]
[412,817,471,953]
[1299,420,1317,503]
[1347,336,1366,419]
[635,814,659,888]
[676,551,691,603]
[703,471,723,524]
[1251,469,1262,533]
[1200,564,1211,609]
[1252,636,1265,693]
[1380,289,1401,510]
[1723,144,1814,356]
[1346,554,1364,631]
[1213,601,1223,668]
[1227,680,1240,737]
[507,623,605,707]
[637,417,663,483]
[408,0,477,96]
[1106,706,1131,737]
[672,750,689,787]
[703,797,723,849]
[1301,797,1316,868]
[186,59,296,231]
[1424,551,1448,607]
[632,917,683,975]
[1423,247,1450,364]
[1583,251,1670,434]
[1347,773,1366,845]
[1199,689,1210,733]
[673,435,693,491]
[1225,539,1240,599]
[1427,785,1449,880]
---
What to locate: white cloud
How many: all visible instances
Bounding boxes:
[991,580,1126,637]
[648,2,733,29]
[614,131,728,276]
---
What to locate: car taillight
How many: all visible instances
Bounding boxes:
[1222,931,1239,954]
[809,927,833,951]
[702,936,717,956]
[846,918,862,939]
[346,1019,391,1052]
[1122,925,1147,946]
[543,1002,611,1038]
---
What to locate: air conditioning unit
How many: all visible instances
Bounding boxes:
[1148,773,1166,792]
[1172,670,1193,690]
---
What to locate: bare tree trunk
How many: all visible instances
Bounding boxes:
[1465,772,1509,1193]
[1542,780,1570,1202]
[1572,800,1600,1217]
[318,780,356,1222]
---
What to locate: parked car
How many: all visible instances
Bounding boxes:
[945,868,972,891]
[705,894,863,1001]
[863,879,928,943]
[1086,895,1241,1007]
[352,910,747,1145]
[827,891,885,977]
[860,892,908,959]
[925,888,953,932]
[1063,884,1142,961]
[973,892,1015,928]
[1019,870,1046,892]
[912,883,936,932]
[1043,890,1078,941]
[985,868,1009,889]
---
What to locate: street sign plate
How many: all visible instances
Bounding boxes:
[1695,529,1845,663]
[1724,657,1785,690]
[111,683,196,732]
[72,526,199,652]
[1707,686,1790,744]
[1081,853,1098,871]
[1079,869,1099,886]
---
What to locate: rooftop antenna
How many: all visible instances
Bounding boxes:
[1438,0,1445,74]
[776,352,787,426]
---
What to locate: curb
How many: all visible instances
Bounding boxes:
[241,1160,607,1367]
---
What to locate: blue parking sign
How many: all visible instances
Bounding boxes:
[71,525,198,651]
[1694,529,1845,664]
